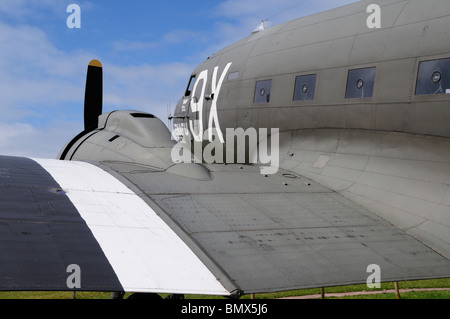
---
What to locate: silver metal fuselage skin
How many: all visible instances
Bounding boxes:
[171,0,450,260]
[174,0,450,140]
[62,0,450,268]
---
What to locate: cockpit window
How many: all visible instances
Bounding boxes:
[185,75,196,96]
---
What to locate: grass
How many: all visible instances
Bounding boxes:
[0,278,449,299]
[327,290,450,299]
[0,291,112,299]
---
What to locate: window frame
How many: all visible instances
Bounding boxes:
[254,79,272,104]
[293,74,317,102]
[415,57,450,96]
[345,67,376,99]
[185,75,196,97]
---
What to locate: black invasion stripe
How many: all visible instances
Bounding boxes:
[59,111,117,161]
[0,155,123,292]
[59,129,97,160]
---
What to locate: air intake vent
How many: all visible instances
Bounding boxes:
[130,113,155,118]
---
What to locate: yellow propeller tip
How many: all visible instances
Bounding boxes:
[89,59,102,68]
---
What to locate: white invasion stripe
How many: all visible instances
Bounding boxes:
[32,158,230,296]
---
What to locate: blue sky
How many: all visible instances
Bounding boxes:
[0,0,357,158]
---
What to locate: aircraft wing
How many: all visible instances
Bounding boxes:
[0,155,230,296]
[1,155,449,296]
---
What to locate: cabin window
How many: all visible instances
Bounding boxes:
[254,80,272,104]
[293,74,317,101]
[415,58,450,95]
[185,75,196,96]
[345,67,376,98]
[228,71,239,81]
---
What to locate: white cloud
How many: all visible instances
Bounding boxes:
[0,21,89,123]
[0,0,360,158]
[112,29,207,55]
[0,0,95,20]
[185,0,358,61]
[0,0,60,17]
[0,121,79,158]
[217,0,358,22]
[217,0,300,20]
[103,61,194,119]
[112,40,158,53]
[213,0,359,42]
[163,29,206,44]
[0,17,194,157]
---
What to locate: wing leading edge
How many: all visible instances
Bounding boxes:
[99,160,450,294]
[1,155,449,295]
[0,156,122,292]
[0,156,231,296]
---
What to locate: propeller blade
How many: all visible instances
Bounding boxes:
[84,59,103,131]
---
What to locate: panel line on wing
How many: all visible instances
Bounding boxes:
[32,158,231,295]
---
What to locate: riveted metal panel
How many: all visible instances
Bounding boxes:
[0,156,122,291]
